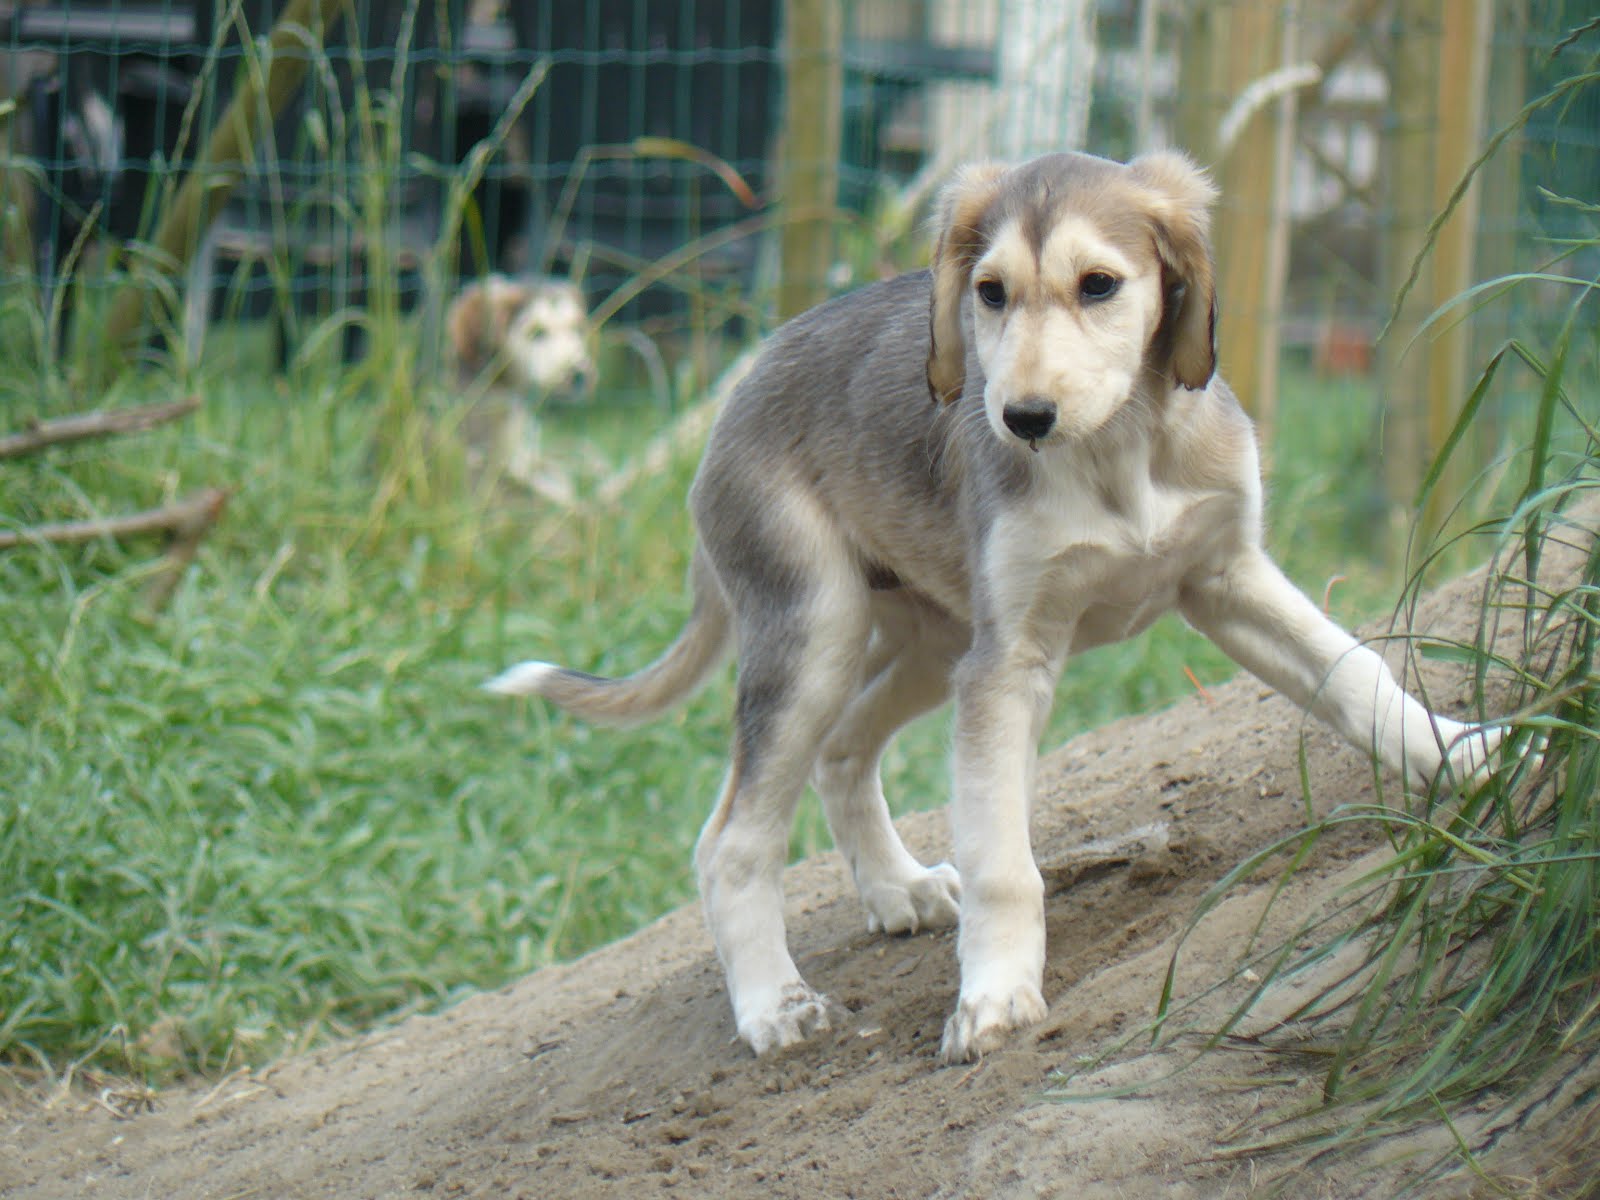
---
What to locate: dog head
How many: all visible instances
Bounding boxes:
[447,275,595,395]
[925,151,1218,447]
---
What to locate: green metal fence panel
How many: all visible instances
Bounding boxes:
[0,1,1593,380]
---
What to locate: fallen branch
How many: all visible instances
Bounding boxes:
[0,396,201,459]
[0,488,229,552]
[142,489,231,612]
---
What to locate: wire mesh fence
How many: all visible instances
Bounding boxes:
[0,0,770,362]
[0,1,1595,507]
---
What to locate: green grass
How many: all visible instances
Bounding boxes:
[1171,342,1595,1189]
[0,326,1429,1083]
[0,359,719,1074]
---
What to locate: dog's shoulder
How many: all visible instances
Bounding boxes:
[1154,373,1262,497]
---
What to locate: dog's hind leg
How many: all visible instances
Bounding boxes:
[813,601,966,937]
[694,568,873,1056]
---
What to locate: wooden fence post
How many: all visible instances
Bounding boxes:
[1422,0,1492,535]
[1175,3,1225,172]
[1179,1,1299,443]
[995,0,1098,158]
[1379,1,1440,543]
[776,0,843,322]
[1378,0,1491,546]
[1476,0,1526,346]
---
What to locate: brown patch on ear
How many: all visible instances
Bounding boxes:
[926,163,1008,404]
[1129,152,1219,391]
[447,277,525,378]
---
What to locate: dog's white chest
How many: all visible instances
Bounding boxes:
[988,464,1238,652]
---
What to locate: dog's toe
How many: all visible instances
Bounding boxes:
[1470,724,1546,784]
[864,862,962,935]
[1426,720,1543,793]
[938,983,1047,1064]
[740,983,833,1055]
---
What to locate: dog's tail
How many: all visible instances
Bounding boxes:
[483,545,731,726]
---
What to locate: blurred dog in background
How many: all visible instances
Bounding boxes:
[445,274,596,501]
[447,274,595,394]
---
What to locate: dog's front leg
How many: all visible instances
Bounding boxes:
[939,631,1061,1063]
[1181,549,1499,789]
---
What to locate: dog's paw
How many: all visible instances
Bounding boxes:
[863,862,962,935]
[938,981,1047,1064]
[1442,722,1504,785]
[1429,720,1543,792]
[738,982,833,1056]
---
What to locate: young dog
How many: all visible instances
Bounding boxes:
[487,151,1497,1063]
[445,274,595,500]
[446,274,594,395]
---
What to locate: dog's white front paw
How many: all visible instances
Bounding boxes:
[938,980,1047,1063]
[737,982,832,1056]
[1427,719,1524,791]
[863,862,962,935]
[1444,722,1503,783]
[1442,721,1547,792]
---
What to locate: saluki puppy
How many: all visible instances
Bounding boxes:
[446,274,595,500]
[487,151,1496,1063]
[446,274,594,395]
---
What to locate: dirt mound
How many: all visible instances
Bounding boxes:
[3,552,1591,1199]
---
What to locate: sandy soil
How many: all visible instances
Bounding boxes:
[4,550,1595,1199]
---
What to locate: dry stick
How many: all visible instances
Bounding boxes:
[0,488,229,552]
[0,396,201,459]
[0,489,231,614]
[142,489,231,612]
[100,0,349,354]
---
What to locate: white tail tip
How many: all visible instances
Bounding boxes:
[482,660,558,697]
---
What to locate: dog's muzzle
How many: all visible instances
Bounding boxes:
[541,359,596,397]
[1001,397,1057,444]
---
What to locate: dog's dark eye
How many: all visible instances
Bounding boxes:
[1081,272,1119,301]
[975,279,1006,309]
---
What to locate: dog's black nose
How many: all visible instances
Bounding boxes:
[1002,397,1057,443]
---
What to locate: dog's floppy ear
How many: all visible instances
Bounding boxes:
[1130,151,1219,391]
[926,162,1007,405]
